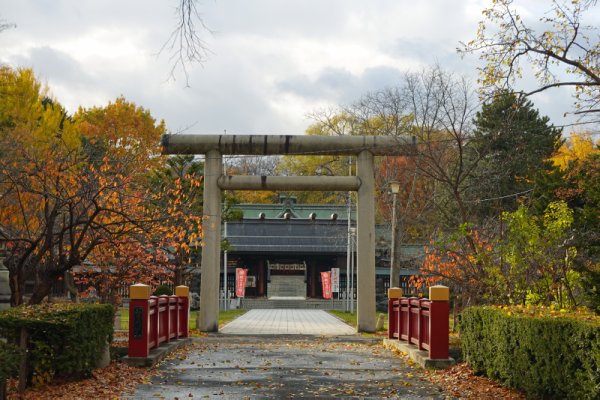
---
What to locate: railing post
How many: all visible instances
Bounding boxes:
[150,296,159,347]
[387,287,402,339]
[170,295,179,340]
[175,285,190,338]
[428,285,449,360]
[160,295,170,343]
[128,284,151,358]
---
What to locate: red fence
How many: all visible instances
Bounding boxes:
[128,285,189,358]
[387,286,449,360]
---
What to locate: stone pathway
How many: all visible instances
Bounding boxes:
[220,309,356,335]
[127,335,447,399]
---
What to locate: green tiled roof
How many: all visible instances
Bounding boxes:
[236,203,355,220]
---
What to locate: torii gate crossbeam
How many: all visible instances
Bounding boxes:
[161,134,415,333]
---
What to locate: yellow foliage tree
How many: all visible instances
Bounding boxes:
[551,132,599,171]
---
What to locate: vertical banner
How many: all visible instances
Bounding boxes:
[235,268,247,298]
[331,268,340,293]
[321,271,332,299]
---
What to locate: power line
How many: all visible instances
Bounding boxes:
[465,188,534,203]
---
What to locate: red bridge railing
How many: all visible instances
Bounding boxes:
[128,284,190,358]
[387,285,449,360]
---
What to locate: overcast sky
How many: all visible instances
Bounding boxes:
[0,0,595,135]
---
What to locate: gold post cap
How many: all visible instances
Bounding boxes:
[429,285,449,301]
[387,287,403,299]
[130,284,151,300]
[175,285,190,297]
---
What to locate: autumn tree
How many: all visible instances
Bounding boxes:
[536,141,600,312]
[415,226,497,306]
[75,239,173,307]
[498,201,581,308]
[225,155,279,204]
[550,131,599,170]
[0,67,168,305]
[460,0,600,124]
[376,157,435,241]
[347,67,483,235]
[147,155,204,286]
[74,96,165,175]
[275,120,356,205]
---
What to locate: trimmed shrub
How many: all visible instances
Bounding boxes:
[0,303,114,385]
[0,340,20,380]
[460,306,600,399]
[153,285,173,296]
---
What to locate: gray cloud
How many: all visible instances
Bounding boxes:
[277,66,404,105]
[13,46,91,88]
[0,0,588,135]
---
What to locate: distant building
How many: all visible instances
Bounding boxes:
[219,196,424,299]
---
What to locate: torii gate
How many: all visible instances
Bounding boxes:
[161,134,414,332]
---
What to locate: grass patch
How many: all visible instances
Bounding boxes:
[219,309,247,328]
[328,310,388,333]
[329,310,357,327]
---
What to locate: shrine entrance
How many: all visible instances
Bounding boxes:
[161,134,414,332]
[267,261,306,299]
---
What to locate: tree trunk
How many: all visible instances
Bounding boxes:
[8,270,23,307]
[18,328,29,393]
[0,378,6,400]
[63,271,80,303]
[28,276,58,305]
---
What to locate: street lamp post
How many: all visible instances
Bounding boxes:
[389,181,401,289]
[223,221,228,311]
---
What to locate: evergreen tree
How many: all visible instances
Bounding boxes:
[470,91,562,217]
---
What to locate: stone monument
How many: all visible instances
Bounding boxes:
[0,242,10,310]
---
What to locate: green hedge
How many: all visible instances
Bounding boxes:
[0,340,20,380]
[460,306,600,399]
[153,285,173,296]
[0,303,114,385]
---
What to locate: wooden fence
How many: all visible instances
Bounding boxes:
[387,286,449,360]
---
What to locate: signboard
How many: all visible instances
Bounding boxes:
[133,307,144,339]
[321,271,332,299]
[268,262,306,271]
[235,268,247,298]
[246,275,256,288]
[331,268,340,293]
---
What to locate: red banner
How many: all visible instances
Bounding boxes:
[321,271,332,299]
[235,268,247,298]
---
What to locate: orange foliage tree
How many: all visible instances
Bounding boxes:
[413,226,497,306]
[0,67,203,305]
[75,239,173,306]
[147,155,204,287]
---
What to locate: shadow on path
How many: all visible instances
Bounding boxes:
[127,335,447,399]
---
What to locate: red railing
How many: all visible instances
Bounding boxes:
[388,287,449,360]
[128,286,189,358]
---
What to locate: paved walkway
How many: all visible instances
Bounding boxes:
[127,335,446,399]
[220,309,356,335]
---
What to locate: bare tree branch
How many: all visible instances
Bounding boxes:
[159,0,212,86]
[459,0,600,125]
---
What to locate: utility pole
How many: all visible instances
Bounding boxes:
[389,181,401,288]
[346,156,352,312]
[223,221,228,311]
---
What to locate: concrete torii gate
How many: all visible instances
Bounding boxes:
[161,134,415,333]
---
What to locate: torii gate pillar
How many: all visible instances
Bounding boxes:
[356,150,376,331]
[198,149,222,332]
